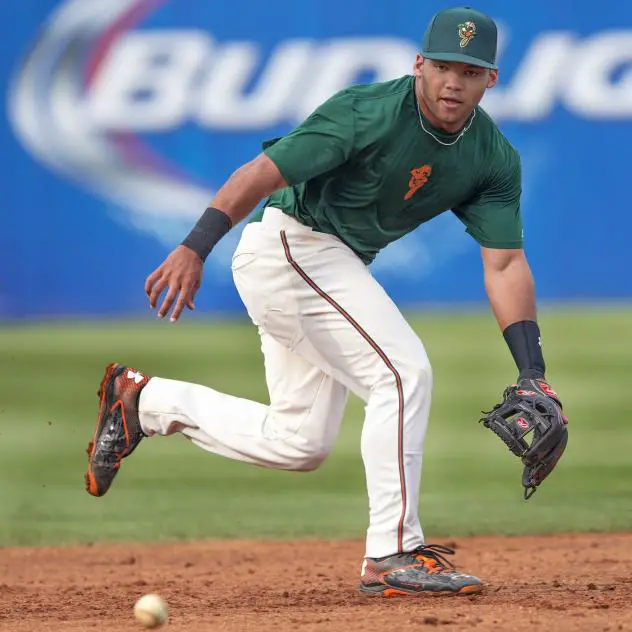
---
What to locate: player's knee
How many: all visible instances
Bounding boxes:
[286,443,331,471]
[373,354,432,395]
[408,356,433,384]
[397,355,433,398]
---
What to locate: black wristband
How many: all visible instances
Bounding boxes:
[502,320,546,380]
[181,207,232,262]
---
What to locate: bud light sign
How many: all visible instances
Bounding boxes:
[2,0,631,318]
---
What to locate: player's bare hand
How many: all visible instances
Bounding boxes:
[144,245,203,322]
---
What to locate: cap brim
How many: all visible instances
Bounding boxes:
[421,50,497,70]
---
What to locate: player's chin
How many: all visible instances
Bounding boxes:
[436,101,468,123]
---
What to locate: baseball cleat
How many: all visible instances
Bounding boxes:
[85,363,150,497]
[359,544,482,596]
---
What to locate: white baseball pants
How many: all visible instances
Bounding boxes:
[138,207,433,558]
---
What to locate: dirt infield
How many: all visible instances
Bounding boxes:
[0,533,630,631]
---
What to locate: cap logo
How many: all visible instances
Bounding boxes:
[458,21,477,48]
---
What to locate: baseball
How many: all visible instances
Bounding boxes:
[133,593,168,628]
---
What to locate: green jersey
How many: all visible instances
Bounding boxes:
[260,75,522,264]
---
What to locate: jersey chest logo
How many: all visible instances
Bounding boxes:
[404,164,432,200]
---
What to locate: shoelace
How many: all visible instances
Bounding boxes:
[411,544,456,573]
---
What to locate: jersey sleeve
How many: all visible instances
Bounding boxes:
[262,91,355,185]
[452,147,523,249]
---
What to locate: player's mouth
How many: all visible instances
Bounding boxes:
[439,97,463,110]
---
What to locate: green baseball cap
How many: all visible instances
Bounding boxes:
[421,6,498,70]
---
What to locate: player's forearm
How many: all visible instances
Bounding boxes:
[209,153,288,226]
[483,252,537,331]
[483,249,547,379]
[181,153,287,261]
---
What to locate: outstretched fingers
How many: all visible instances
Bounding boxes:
[169,279,199,322]
[145,267,165,308]
[157,284,179,319]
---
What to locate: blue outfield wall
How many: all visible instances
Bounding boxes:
[0,0,630,318]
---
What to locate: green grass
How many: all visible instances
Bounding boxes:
[0,307,630,546]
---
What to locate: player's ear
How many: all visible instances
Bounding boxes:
[487,69,498,89]
[413,54,424,76]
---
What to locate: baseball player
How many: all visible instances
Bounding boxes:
[85,7,568,596]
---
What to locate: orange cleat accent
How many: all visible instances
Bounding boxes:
[85,363,150,497]
[359,544,482,597]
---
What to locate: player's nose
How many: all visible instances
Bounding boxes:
[443,71,464,92]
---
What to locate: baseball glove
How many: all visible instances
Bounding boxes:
[480,378,568,500]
